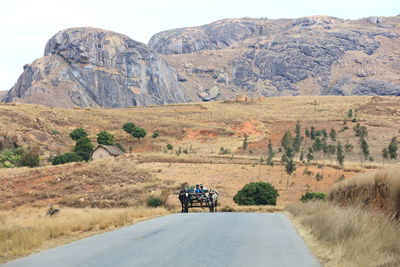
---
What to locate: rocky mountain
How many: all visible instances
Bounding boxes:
[151,16,400,101]
[3,28,186,108]
[3,16,400,107]
[0,91,7,101]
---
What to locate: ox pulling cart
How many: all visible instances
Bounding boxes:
[178,188,219,213]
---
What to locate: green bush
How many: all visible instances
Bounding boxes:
[73,137,94,161]
[0,149,23,168]
[52,153,83,165]
[97,131,114,145]
[233,182,279,206]
[147,197,163,208]
[69,128,88,141]
[20,149,40,167]
[300,192,326,202]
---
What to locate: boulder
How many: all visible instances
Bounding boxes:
[4,27,186,108]
[367,17,385,24]
[198,86,220,101]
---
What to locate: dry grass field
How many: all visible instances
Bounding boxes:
[286,201,400,266]
[0,207,169,263]
[1,95,400,161]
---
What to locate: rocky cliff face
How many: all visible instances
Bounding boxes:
[150,16,400,100]
[4,28,186,108]
[4,16,400,108]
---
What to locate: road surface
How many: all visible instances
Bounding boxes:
[3,213,320,267]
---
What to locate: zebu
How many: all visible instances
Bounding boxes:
[208,190,219,212]
[178,189,189,213]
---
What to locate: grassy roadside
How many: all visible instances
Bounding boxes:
[285,201,400,266]
[0,207,170,264]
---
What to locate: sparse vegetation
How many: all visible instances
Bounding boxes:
[300,192,326,202]
[19,148,40,167]
[219,146,231,154]
[147,197,163,208]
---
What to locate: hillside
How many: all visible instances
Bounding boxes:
[3,16,400,107]
[153,16,400,102]
[2,95,400,207]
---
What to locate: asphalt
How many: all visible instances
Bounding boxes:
[2,213,320,267]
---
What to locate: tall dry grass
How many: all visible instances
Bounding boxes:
[0,207,169,263]
[285,201,400,266]
[330,165,400,216]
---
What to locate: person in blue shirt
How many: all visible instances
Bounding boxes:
[194,184,204,209]
[195,184,201,193]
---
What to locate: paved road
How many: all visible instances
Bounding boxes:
[3,213,320,267]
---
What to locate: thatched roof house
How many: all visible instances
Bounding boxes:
[92,145,124,160]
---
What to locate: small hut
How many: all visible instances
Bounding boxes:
[92,145,124,160]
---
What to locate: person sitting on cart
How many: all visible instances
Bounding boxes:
[199,184,208,193]
[194,184,205,209]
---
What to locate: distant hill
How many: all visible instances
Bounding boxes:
[3,16,400,107]
[150,16,400,101]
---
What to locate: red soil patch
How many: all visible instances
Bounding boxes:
[232,120,261,137]
[185,129,218,141]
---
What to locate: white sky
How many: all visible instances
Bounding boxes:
[0,0,398,91]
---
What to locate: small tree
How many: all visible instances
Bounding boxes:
[281,131,292,151]
[131,127,147,141]
[97,131,114,145]
[242,135,249,151]
[73,137,94,161]
[69,128,88,141]
[152,132,159,140]
[293,121,302,153]
[305,128,310,138]
[312,137,323,160]
[329,128,336,143]
[300,148,304,162]
[233,182,279,205]
[122,122,136,135]
[166,144,174,152]
[360,137,369,170]
[266,139,275,176]
[285,159,296,188]
[310,126,317,140]
[347,109,353,119]
[336,142,345,168]
[388,137,398,163]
